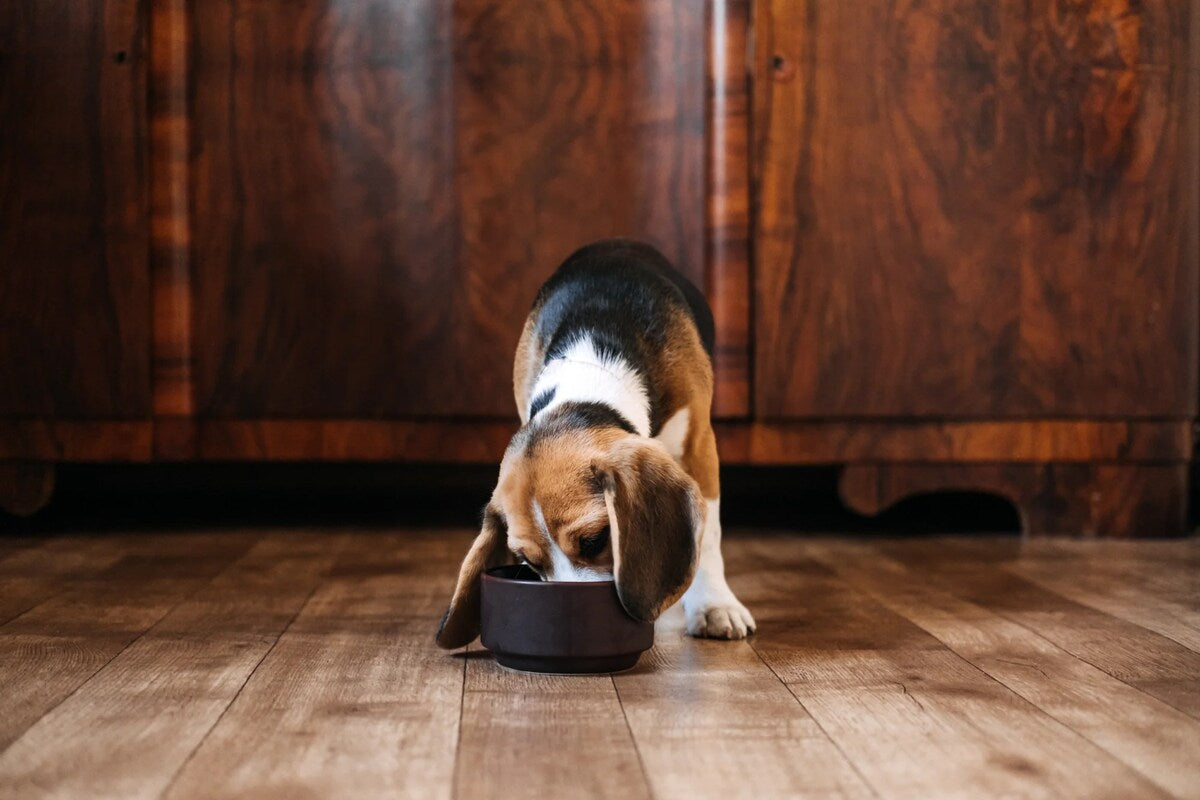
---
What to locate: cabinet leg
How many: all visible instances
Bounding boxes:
[0,463,56,517]
[840,463,1188,538]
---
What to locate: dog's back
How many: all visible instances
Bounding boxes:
[532,239,715,362]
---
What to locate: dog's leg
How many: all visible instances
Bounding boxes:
[678,423,755,639]
[682,497,756,639]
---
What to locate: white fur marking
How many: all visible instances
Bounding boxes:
[655,408,690,462]
[533,497,610,582]
[681,497,756,638]
[529,337,651,437]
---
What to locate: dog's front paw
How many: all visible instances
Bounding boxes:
[684,595,756,640]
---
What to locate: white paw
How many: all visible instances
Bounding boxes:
[684,594,756,640]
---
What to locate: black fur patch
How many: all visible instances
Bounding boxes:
[527,401,637,451]
[528,386,556,419]
[527,239,715,435]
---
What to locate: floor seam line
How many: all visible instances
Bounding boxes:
[0,537,257,758]
[824,552,1184,797]
[748,640,882,799]
[450,645,469,800]
[1000,565,1200,655]
[156,583,321,799]
[612,673,656,800]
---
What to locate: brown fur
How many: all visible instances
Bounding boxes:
[495,426,621,573]
[437,291,719,648]
[512,303,720,498]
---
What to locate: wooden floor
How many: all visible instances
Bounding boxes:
[0,528,1197,799]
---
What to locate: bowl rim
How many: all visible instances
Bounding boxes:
[482,564,616,588]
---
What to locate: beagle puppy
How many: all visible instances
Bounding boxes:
[436,239,755,649]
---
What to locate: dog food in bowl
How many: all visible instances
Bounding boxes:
[480,564,654,674]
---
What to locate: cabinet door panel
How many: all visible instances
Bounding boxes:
[190,0,705,418]
[0,0,149,417]
[755,0,1198,418]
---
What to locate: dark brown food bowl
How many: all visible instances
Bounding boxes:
[480,564,654,674]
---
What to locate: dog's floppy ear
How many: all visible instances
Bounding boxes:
[436,506,509,649]
[595,439,703,622]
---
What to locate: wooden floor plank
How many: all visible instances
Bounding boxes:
[162,531,469,800]
[1005,556,1200,653]
[0,535,133,625]
[0,532,254,750]
[812,540,1200,799]
[1,528,1196,800]
[878,539,1200,720]
[0,531,341,799]
[742,538,1173,799]
[614,604,874,800]
[456,649,651,799]
[1009,539,1200,610]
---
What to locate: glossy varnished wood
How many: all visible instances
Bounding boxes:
[841,462,1189,537]
[755,0,1199,418]
[0,0,151,417]
[149,0,196,458]
[706,0,753,417]
[5,418,1188,467]
[188,0,712,418]
[0,422,153,462]
[0,529,1197,799]
[188,418,1190,467]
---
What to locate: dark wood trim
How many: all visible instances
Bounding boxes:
[705,0,752,418]
[190,419,1192,464]
[717,420,1194,464]
[191,420,518,463]
[0,423,153,462]
[840,462,1190,538]
[149,0,195,458]
[1,419,1188,465]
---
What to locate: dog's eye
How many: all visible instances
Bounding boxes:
[578,527,610,560]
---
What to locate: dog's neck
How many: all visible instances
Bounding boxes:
[528,337,651,437]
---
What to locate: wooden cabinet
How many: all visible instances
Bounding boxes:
[0,0,150,418]
[750,0,1197,534]
[188,0,712,419]
[1,0,1196,536]
[755,0,1198,420]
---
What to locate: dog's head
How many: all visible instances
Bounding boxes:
[435,410,703,649]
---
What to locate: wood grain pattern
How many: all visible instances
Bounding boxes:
[809,539,1200,798]
[706,0,753,417]
[1007,551,1200,653]
[162,531,466,800]
[1,529,1198,798]
[744,542,1174,798]
[189,0,713,418]
[192,419,519,462]
[0,533,338,799]
[0,419,1186,470]
[0,0,151,417]
[614,603,872,798]
[840,462,1189,537]
[457,656,651,799]
[719,418,1193,464]
[0,532,253,750]
[149,0,196,458]
[878,537,1200,719]
[183,419,1189,464]
[0,421,153,462]
[0,536,127,625]
[755,0,1199,418]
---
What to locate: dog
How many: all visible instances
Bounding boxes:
[436,239,755,649]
